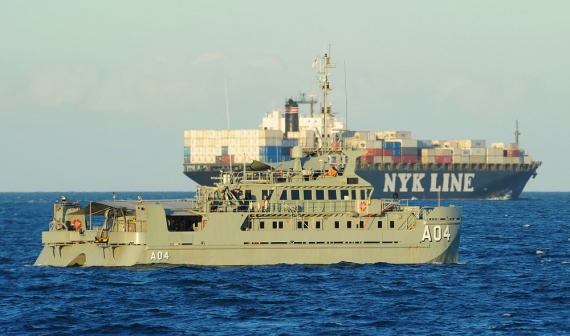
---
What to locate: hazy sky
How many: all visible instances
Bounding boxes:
[1,1,568,192]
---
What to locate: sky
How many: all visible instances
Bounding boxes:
[1,1,568,192]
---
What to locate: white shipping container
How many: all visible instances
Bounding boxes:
[523,156,532,164]
[421,156,435,164]
[503,156,522,164]
[487,148,503,156]
[383,130,412,139]
[421,148,436,156]
[435,148,453,156]
[470,156,486,164]
[442,141,460,148]
[486,156,502,164]
[470,148,486,156]
[458,139,486,148]
[492,142,518,149]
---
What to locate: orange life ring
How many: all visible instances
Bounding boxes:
[72,218,82,230]
[359,201,367,212]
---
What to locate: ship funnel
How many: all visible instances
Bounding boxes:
[285,99,299,135]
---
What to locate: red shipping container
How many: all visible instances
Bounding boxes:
[392,156,401,164]
[359,156,374,164]
[504,149,521,157]
[382,149,393,156]
[221,155,235,164]
[401,155,418,163]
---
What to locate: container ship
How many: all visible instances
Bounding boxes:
[183,59,541,200]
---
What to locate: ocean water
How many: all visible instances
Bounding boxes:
[0,191,568,335]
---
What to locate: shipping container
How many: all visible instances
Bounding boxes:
[486,156,502,164]
[421,148,436,157]
[492,142,518,149]
[434,148,453,156]
[401,155,418,163]
[458,139,486,148]
[401,147,418,156]
[470,156,486,164]
[470,148,486,156]
[421,156,435,164]
[504,149,521,157]
[435,156,453,164]
[487,148,503,156]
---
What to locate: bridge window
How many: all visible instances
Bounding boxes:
[260,221,265,229]
[390,220,395,229]
[328,190,337,200]
[347,221,352,229]
[335,221,339,229]
[303,190,312,200]
[360,220,364,229]
[316,221,321,229]
[378,220,383,228]
[316,190,324,200]
[340,189,349,200]
[279,190,288,200]
[291,190,300,200]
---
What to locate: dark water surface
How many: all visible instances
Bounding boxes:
[1,192,568,335]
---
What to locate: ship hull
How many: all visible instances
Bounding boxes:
[185,165,539,200]
[35,203,461,267]
[35,223,461,267]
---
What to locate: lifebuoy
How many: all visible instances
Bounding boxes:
[72,218,82,230]
[359,201,367,212]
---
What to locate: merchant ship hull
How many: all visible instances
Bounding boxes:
[184,163,539,200]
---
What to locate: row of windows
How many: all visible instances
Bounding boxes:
[278,188,370,201]
[248,219,396,230]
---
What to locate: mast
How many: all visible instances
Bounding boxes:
[317,44,335,153]
[514,120,521,146]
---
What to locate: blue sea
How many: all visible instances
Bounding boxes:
[0,192,568,335]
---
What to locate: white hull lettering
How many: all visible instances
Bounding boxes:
[422,225,451,242]
[151,251,170,261]
[382,173,477,193]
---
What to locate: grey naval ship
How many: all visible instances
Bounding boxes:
[35,49,462,267]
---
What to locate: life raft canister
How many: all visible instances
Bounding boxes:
[72,218,82,230]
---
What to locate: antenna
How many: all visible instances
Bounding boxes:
[344,60,348,131]
[317,43,336,153]
[224,73,233,173]
[514,120,521,146]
